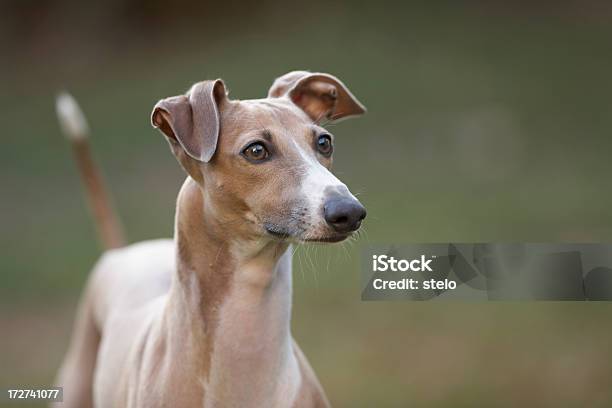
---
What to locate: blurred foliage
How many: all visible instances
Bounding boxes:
[2,1,612,407]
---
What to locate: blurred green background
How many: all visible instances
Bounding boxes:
[2,1,612,406]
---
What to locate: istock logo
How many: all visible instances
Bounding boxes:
[372,254,435,272]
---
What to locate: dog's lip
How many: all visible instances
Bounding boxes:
[264,224,351,243]
[265,228,291,239]
[303,233,351,243]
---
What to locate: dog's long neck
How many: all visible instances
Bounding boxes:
[163,178,300,406]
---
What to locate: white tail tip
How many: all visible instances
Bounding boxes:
[56,91,89,140]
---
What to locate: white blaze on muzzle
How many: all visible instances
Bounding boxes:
[292,141,355,217]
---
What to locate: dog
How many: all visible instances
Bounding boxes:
[54,71,366,408]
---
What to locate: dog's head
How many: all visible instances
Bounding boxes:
[152,71,366,243]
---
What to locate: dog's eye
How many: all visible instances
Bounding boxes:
[316,134,333,156]
[242,142,269,162]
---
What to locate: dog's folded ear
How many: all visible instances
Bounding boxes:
[268,71,366,123]
[151,80,227,163]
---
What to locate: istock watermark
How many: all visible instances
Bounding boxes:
[361,244,612,301]
[371,254,456,291]
[372,255,434,272]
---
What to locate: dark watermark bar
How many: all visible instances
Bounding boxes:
[361,244,612,301]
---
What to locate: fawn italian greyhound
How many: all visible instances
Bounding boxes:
[54,71,366,408]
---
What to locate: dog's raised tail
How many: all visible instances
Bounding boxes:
[56,92,125,249]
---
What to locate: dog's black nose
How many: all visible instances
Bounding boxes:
[323,197,366,233]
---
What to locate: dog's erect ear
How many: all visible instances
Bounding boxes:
[268,71,366,123]
[151,80,227,163]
